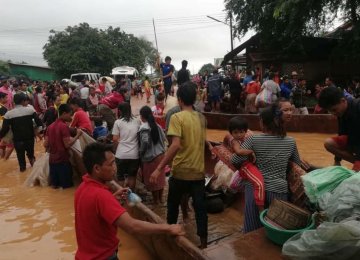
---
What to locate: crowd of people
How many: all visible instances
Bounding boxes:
[189,66,360,116]
[1,57,360,259]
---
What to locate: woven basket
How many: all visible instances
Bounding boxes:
[267,199,311,230]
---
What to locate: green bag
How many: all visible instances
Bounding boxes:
[301,166,354,203]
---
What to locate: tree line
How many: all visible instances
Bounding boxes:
[43,23,157,79]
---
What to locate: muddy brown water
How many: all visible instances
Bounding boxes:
[0,128,351,259]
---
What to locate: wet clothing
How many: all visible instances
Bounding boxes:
[75,174,126,260]
[47,118,71,164]
[167,177,208,238]
[49,162,73,188]
[244,185,288,233]
[13,139,35,171]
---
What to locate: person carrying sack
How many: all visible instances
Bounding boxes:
[256,72,280,109]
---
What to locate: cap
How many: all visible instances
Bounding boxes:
[291,71,298,76]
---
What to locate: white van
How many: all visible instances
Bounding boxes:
[111,66,139,82]
[70,73,101,83]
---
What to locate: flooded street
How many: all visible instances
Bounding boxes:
[0,144,154,260]
[0,106,351,259]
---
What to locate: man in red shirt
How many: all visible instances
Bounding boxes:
[69,98,93,135]
[98,88,126,130]
[44,104,82,188]
[75,142,184,259]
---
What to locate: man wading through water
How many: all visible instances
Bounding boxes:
[150,81,208,248]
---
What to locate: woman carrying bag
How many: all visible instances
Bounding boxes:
[138,106,167,205]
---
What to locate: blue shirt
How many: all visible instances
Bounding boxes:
[93,126,108,140]
[280,82,292,99]
[160,63,174,84]
[243,75,253,87]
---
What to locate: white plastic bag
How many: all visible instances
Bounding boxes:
[210,160,235,191]
[24,153,50,187]
[282,218,360,259]
[319,173,360,222]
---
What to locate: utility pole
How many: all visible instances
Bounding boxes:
[152,18,159,53]
[229,13,233,52]
[206,15,234,52]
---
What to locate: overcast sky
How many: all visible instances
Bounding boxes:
[1,0,252,74]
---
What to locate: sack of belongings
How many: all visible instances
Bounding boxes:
[25,130,94,187]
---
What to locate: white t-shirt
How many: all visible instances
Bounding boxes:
[80,87,89,99]
[112,118,141,159]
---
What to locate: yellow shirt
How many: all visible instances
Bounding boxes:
[167,110,206,180]
[60,93,69,104]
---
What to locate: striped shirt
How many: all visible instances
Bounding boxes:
[231,134,301,193]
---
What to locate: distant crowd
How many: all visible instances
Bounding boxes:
[190,66,360,115]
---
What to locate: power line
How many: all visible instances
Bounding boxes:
[0,13,226,33]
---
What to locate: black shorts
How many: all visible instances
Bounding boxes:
[115,158,140,181]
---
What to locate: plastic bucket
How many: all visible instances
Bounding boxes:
[260,209,315,245]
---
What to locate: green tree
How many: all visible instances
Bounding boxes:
[43,23,157,78]
[0,60,10,76]
[198,63,214,75]
[225,0,360,57]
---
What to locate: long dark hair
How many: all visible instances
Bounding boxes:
[260,103,286,137]
[118,102,133,122]
[140,106,160,144]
